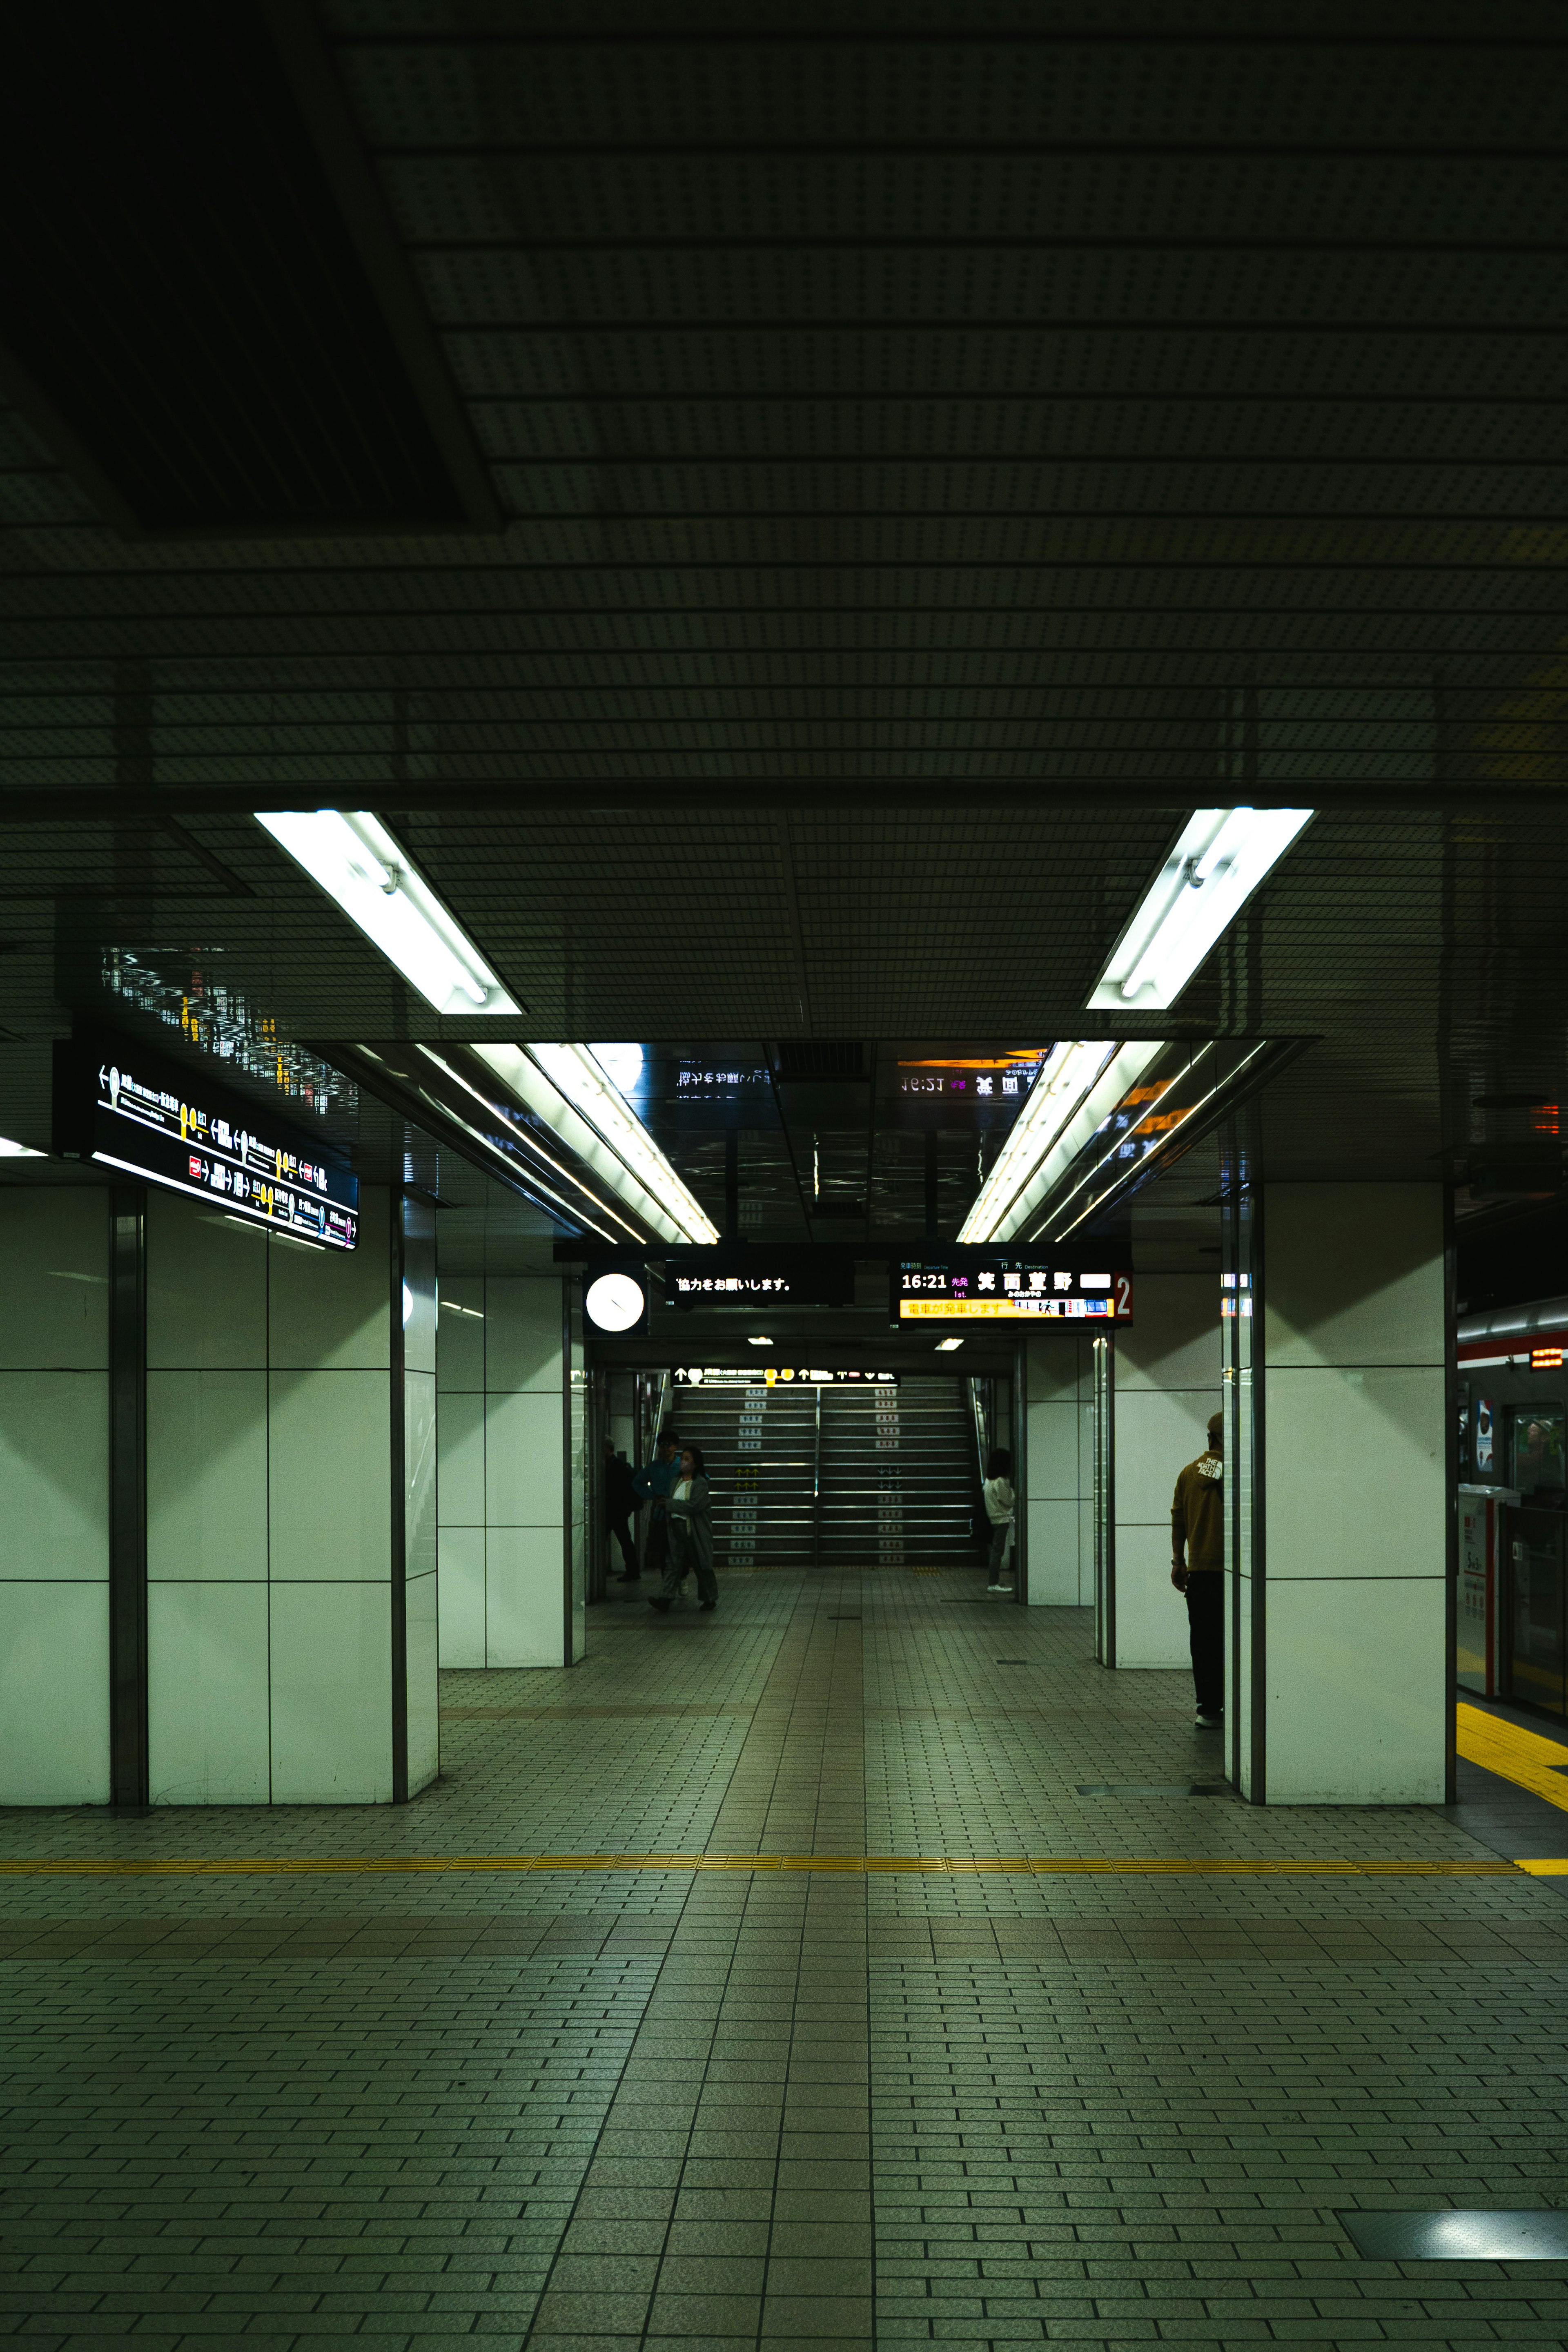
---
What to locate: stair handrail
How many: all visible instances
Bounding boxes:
[967,1376,990,1483]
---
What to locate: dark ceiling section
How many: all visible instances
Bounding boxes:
[3,7,1568,1220]
[0,2,493,534]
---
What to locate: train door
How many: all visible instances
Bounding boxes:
[1503,1400,1568,1717]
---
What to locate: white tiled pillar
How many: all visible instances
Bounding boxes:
[1232,1182,1449,1804]
[437,1272,568,1668]
[0,1190,111,1804]
[1109,1276,1221,1669]
[1023,1331,1092,1605]
[144,1184,438,1805]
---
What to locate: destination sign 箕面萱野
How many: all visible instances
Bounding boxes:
[58,1044,359,1250]
[895,1259,1132,1323]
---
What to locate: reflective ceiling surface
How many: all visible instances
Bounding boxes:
[2,2,1568,1248]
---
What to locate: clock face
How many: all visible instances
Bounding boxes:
[585,1271,646,1333]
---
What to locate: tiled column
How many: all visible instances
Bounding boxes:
[0,1190,111,1803]
[437,1271,570,1668]
[1230,1181,1450,1804]
[1108,1274,1222,1669]
[143,1184,438,1804]
[1022,1331,1092,1605]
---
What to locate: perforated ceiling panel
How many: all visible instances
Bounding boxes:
[2,4,1568,1224]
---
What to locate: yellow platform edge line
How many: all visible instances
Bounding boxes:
[0,1853,1528,1879]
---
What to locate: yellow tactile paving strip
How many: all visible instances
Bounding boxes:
[1458,1697,1568,1808]
[1456,1700,1568,1871]
[0,1851,1523,1878]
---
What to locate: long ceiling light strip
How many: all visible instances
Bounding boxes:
[411,1047,639,1245]
[1089,807,1312,1012]
[1044,1040,1275,1244]
[255,811,519,1017]
[472,1043,719,1246]
[958,1039,1164,1245]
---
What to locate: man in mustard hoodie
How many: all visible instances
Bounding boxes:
[1171,1409,1224,1729]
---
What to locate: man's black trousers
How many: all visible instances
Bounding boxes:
[1185,1572,1224,1715]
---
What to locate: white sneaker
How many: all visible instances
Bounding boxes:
[1194,1709,1223,1728]
[987,1582,1013,1593]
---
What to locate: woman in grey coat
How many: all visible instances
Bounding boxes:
[652,1445,717,1612]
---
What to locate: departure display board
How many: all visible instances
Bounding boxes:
[55,1041,359,1249]
[895,1257,1133,1324]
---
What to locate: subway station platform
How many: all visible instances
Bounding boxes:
[3,1572,1568,2349]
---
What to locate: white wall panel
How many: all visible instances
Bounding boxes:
[438,1527,486,1667]
[484,1277,564,1392]
[436,1285,485,1391]
[0,1582,111,1803]
[486,1525,566,1667]
[268,1369,390,1578]
[1266,1364,1446,1581]
[1026,1498,1082,1606]
[485,1389,568,1527]
[0,1191,109,1369]
[269,1582,393,1803]
[1264,1576,1446,1804]
[148,1582,270,1803]
[1110,1524,1192,1669]
[1254,1181,1448,1806]
[146,1195,265,1370]
[1263,1184,1445,1369]
[436,1390,486,1526]
[405,1569,440,1796]
[0,1371,109,1578]
[267,1190,390,1371]
[406,1369,438,1583]
[147,1369,267,1580]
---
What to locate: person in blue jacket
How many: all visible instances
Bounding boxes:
[631,1426,682,1588]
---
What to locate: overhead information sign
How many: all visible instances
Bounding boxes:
[666,1249,855,1307]
[675,1366,899,1387]
[896,1051,1048,1102]
[55,1040,359,1249]
[895,1257,1133,1324]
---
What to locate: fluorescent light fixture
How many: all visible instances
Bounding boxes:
[0,1135,44,1158]
[591,1042,644,1096]
[935,1337,964,1351]
[748,1335,773,1346]
[472,1042,720,1246]
[1089,807,1312,1011]
[960,1038,1163,1244]
[440,1300,485,1320]
[255,809,519,1017]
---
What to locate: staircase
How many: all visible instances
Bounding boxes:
[673,1374,983,1572]
[818,1378,984,1570]
[668,1381,818,1568]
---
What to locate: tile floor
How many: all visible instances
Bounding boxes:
[1,1572,1567,2347]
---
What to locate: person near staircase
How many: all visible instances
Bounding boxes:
[632,1426,682,1587]
[653,1445,717,1612]
[604,1440,641,1581]
[983,1449,1016,1592]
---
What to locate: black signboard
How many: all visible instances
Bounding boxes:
[54,1039,359,1250]
[666,1248,855,1309]
[894,1255,1133,1326]
[674,1366,899,1387]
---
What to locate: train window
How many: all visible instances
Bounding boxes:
[1511,1404,1567,1499]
